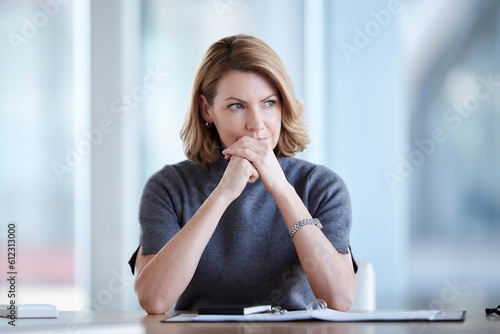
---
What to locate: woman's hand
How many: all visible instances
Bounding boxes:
[217,155,260,202]
[222,136,288,196]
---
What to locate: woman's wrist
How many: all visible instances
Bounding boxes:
[270,182,314,229]
[266,178,293,199]
[212,183,238,205]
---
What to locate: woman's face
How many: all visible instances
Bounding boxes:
[201,70,282,150]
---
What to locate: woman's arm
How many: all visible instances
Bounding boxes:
[133,156,259,314]
[271,183,357,311]
[223,137,357,311]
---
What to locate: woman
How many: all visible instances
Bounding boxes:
[129,34,357,314]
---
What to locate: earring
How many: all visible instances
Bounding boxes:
[205,122,212,128]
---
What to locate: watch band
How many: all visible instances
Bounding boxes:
[288,218,323,240]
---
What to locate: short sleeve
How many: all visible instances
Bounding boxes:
[302,165,357,272]
[128,166,183,274]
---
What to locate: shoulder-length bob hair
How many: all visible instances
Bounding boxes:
[181,34,310,169]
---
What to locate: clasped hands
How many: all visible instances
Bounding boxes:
[218,136,287,201]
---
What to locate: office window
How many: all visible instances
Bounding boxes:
[0,1,85,309]
[320,0,500,309]
[406,0,500,308]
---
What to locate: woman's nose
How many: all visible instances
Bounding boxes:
[246,108,265,132]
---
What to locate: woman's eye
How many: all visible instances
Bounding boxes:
[264,100,276,107]
[228,103,244,110]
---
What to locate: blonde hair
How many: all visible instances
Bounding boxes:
[180,34,309,169]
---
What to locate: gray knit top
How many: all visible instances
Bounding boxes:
[129,156,356,311]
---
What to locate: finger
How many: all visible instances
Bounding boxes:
[236,156,259,182]
[223,137,266,155]
[228,156,259,181]
[223,146,260,163]
[247,164,260,183]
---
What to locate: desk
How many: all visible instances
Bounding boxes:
[2,310,499,333]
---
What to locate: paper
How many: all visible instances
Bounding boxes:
[162,309,466,323]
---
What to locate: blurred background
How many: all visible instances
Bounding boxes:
[0,0,499,311]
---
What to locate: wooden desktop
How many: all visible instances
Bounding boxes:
[2,309,499,333]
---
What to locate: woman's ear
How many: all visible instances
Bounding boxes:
[199,94,212,123]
